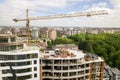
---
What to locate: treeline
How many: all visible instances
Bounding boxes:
[47,37,75,49]
[68,33,120,70]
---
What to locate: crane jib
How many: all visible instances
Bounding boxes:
[13,10,108,22]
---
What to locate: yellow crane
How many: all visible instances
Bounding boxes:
[13,9,108,43]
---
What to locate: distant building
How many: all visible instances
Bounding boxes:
[4,30,12,35]
[10,27,19,35]
[87,29,99,34]
[39,28,57,40]
[48,29,57,40]
[113,28,120,33]
[67,30,81,36]
[99,29,114,34]
[103,65,120,80]
[53,44,78,50]
[111,68,120,80]
[31,28,39,39]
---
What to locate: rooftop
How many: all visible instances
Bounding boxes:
[0,34,16,38]
[0,45,40,54]
[53,44,78,50]
[104,65,120,79]
[111,68,120,75]
[40,49,103,61]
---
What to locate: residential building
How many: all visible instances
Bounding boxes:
[0,34,40,80]
[39,49,104,80]
[53,44,78,50]
[48,29,57,40]
[104,65,120,80]
[31,28,39,39]
[39,28,57,40]
[111,68,120,80]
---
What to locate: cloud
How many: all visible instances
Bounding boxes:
[83,2,109,10]
[0,0,120,27]
[110,0,120,9]
[67,0,94,2]
[92,2,108,8]
[0,0,68,26]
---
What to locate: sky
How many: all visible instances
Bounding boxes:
[0,0,120,27]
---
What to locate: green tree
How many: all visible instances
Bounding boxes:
[116,57,120,70]
[66,33,120,69]
[83,41,94,53]
[47,41,52,49]
[54,37,75,44]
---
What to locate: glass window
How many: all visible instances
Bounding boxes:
[0,62,31,67]
[0,46,10,51]
[17,44,23,49]
[0,38,8,43]
[34,60,37,64]
[32,54,38,58]
[11,37,16,42]
[34,67,37,71]
[34,74,37,77]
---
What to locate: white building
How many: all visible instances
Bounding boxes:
[0,34,40,80]
[31,28,39,39]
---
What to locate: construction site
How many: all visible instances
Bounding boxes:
[39,49,104,80]
[0,9,108,80]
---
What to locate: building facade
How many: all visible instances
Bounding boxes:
[53,44,78,50]
[48,29,57,40]
[0,34,40,80]
[104,65,120,80]
[39,28,57,40]
[31,28,39,39]
[39,49,104,80]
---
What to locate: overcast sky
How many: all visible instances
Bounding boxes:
[0,0,120,27]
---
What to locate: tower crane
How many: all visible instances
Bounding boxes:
[13,9,108,44]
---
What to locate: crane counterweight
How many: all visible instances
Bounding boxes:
[13,18,18,22]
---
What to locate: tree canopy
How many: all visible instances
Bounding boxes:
[68,33,120,70]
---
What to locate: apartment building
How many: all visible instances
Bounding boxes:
[53,44,78,50]
[31,28,39,39]
[48,29,57,40]
[0,34,40,80]
[39,49,104,80]
[104,65,120,80]
[39,28,57,40]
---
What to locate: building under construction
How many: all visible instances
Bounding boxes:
[39,49,104,80]
[0,8,108,80]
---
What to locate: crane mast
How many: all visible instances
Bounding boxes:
[26,9,30,43]
[13,9,108,44]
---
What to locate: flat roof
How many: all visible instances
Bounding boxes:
[111,68,120,75]
[40,49,103,62]
[0,34,16,38]
[0,45,40,55]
